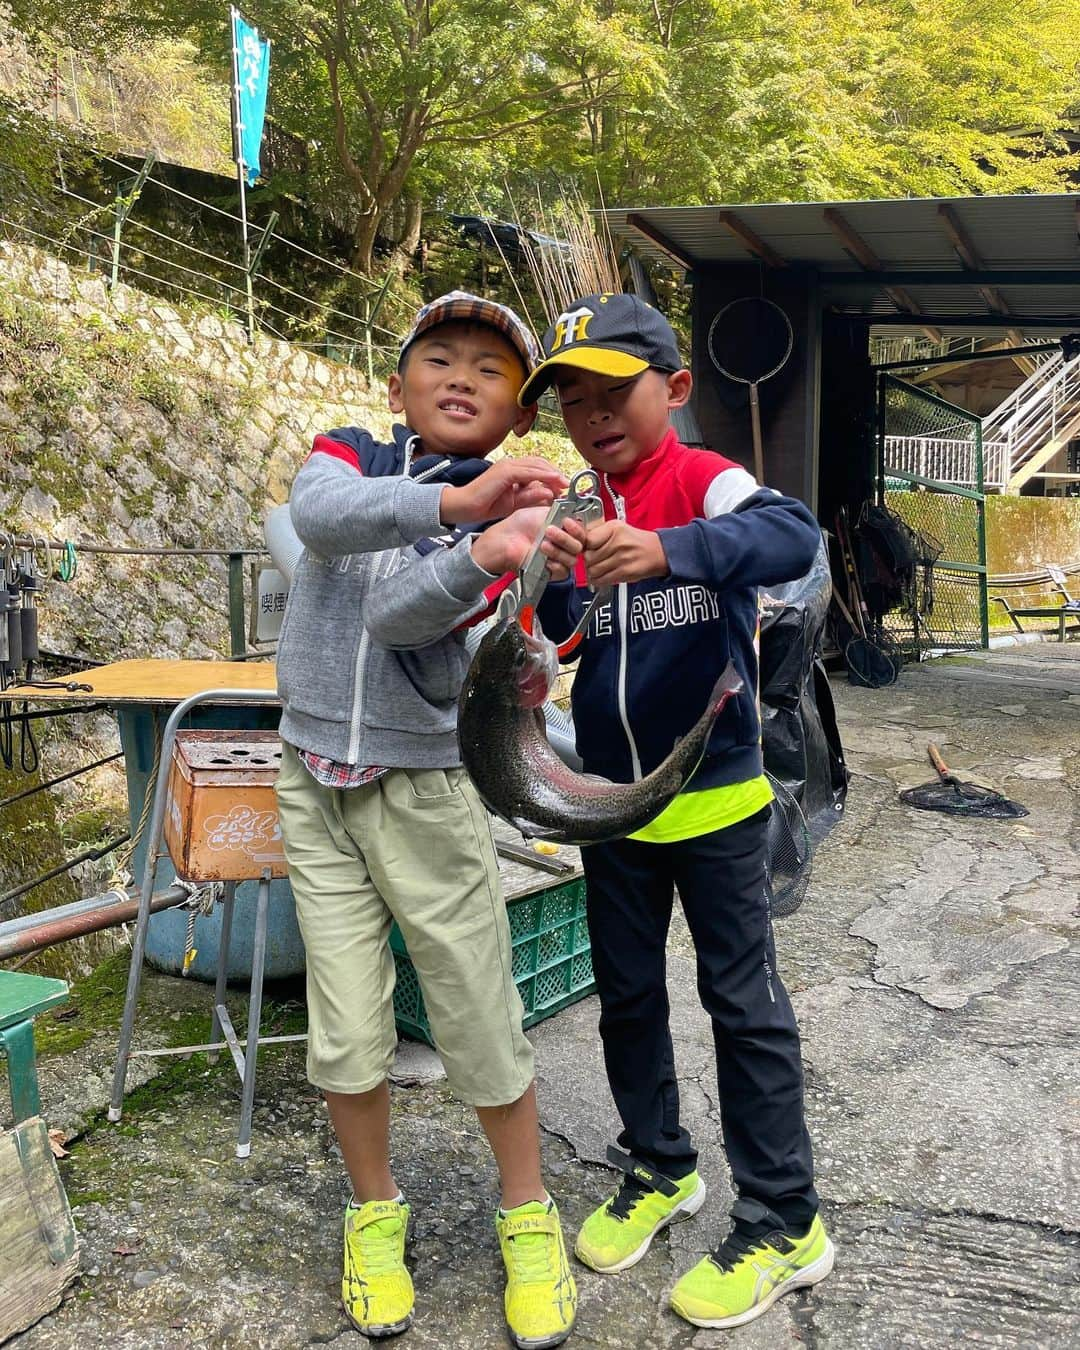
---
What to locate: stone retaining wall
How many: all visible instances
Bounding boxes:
[0,240,396,664]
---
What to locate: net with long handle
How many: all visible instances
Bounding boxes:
[899,743,1028,820]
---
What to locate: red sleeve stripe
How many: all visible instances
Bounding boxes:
[309,434,362,471]
[454,571,516,632]
[483,572,516,606]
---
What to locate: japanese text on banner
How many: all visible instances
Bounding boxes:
[231,10,270,186]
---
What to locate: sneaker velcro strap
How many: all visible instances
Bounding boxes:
[501,1212,559,1240]
[730,1197,785,1230]
[605,1146,680,1199]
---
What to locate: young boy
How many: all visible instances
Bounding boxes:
[274,292,581,1347]
[521,292,834,1331]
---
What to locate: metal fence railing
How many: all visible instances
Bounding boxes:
[877,375,988,657]
[883,435,1008,491]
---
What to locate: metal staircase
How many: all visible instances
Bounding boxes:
[980,348,1080,494]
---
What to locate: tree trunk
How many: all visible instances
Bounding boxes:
[350,210,380,279]
[395,192,423,266]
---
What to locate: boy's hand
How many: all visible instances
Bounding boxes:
[583,520,670,586]
[472,507,585,580]
[440,458,568,525]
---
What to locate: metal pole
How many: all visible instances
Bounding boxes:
[107,686,279,1123]
[229,7,255,343]
[208,880,237,1063]
[228,552,246,657]
[111,183,124,291]
[0,885,189,960]
[236,869,271,1158]
[364,298,374,385]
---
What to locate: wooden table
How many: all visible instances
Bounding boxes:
[3,658,278,706]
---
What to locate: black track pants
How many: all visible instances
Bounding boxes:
[581,806,818,1227]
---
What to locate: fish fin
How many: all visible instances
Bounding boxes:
[511,816,564,841]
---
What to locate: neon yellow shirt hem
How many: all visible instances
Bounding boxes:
[628,774,773,844]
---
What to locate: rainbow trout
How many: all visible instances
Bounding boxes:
[458,617,744,845]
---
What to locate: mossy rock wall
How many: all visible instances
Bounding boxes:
[0,241,574,964]
[985,495,1080,577]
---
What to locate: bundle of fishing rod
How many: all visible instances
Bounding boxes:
[0,535,49,774]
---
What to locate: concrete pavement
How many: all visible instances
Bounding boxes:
[12,645,1079,1349]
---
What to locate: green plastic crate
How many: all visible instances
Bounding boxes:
[389,878,595,1047]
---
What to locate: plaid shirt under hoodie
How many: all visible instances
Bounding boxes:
[284,422,517,789]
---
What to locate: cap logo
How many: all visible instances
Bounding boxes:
[551,305,595,351]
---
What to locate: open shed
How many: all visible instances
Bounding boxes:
[605,193,1080,526]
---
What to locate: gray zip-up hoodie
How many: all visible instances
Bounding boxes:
[276,423,506,767]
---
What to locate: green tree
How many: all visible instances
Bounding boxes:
[563,0,1080,207]
[9,0,647,276]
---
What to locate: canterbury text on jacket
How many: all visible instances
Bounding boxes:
[536,427,821,789]
[276,422,512,767]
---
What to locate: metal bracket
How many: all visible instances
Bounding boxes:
[110,153,156,290]
[247,209,279,278]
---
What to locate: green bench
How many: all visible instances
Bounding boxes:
[992,566,1080,643]
[0,971,69,1125]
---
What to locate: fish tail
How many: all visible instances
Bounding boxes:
[709,660,744,714]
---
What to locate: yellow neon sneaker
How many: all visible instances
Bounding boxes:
[574,1147,706,1273]
[342,1198,414,1338]
[496,1199,577,1349]
[670,1199,834,1329]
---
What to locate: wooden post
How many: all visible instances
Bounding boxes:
[0,1117,79,1340]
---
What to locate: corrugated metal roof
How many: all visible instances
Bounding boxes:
[605,193,1080,333]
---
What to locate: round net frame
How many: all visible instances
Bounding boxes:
[707,298,794,384]
[765,774,813,918]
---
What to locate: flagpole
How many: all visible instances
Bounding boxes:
[229,5,255,342]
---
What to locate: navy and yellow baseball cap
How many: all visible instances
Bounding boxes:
[518,292,683,406]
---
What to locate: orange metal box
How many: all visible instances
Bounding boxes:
[163,731,289,881]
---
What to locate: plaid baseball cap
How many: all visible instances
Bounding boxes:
[518,292,683,406]
[399,290,540,373]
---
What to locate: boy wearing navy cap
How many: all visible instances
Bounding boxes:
[526,293,834,1330]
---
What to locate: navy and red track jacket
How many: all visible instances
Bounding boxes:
[536,428,821,790]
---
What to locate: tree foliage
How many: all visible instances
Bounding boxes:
[4,0,1079,279]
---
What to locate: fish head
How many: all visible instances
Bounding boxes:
[471,617,557,710]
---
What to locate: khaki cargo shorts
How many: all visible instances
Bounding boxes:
[274,742,534,1105]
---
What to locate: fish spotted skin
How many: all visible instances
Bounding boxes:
[458,618,743,845]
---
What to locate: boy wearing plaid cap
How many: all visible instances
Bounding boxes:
[275,292,580,1346]
[526,292,833,1331]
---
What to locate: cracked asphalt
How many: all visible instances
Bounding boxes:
[12,645,1080,1349]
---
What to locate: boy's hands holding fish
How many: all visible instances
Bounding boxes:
[440,456,569,524]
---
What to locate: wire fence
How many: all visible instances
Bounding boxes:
[0,152,574,432]
[877,375,989,657]
[1,148,410,375]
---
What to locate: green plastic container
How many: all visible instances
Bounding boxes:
[390,878,595,1046]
